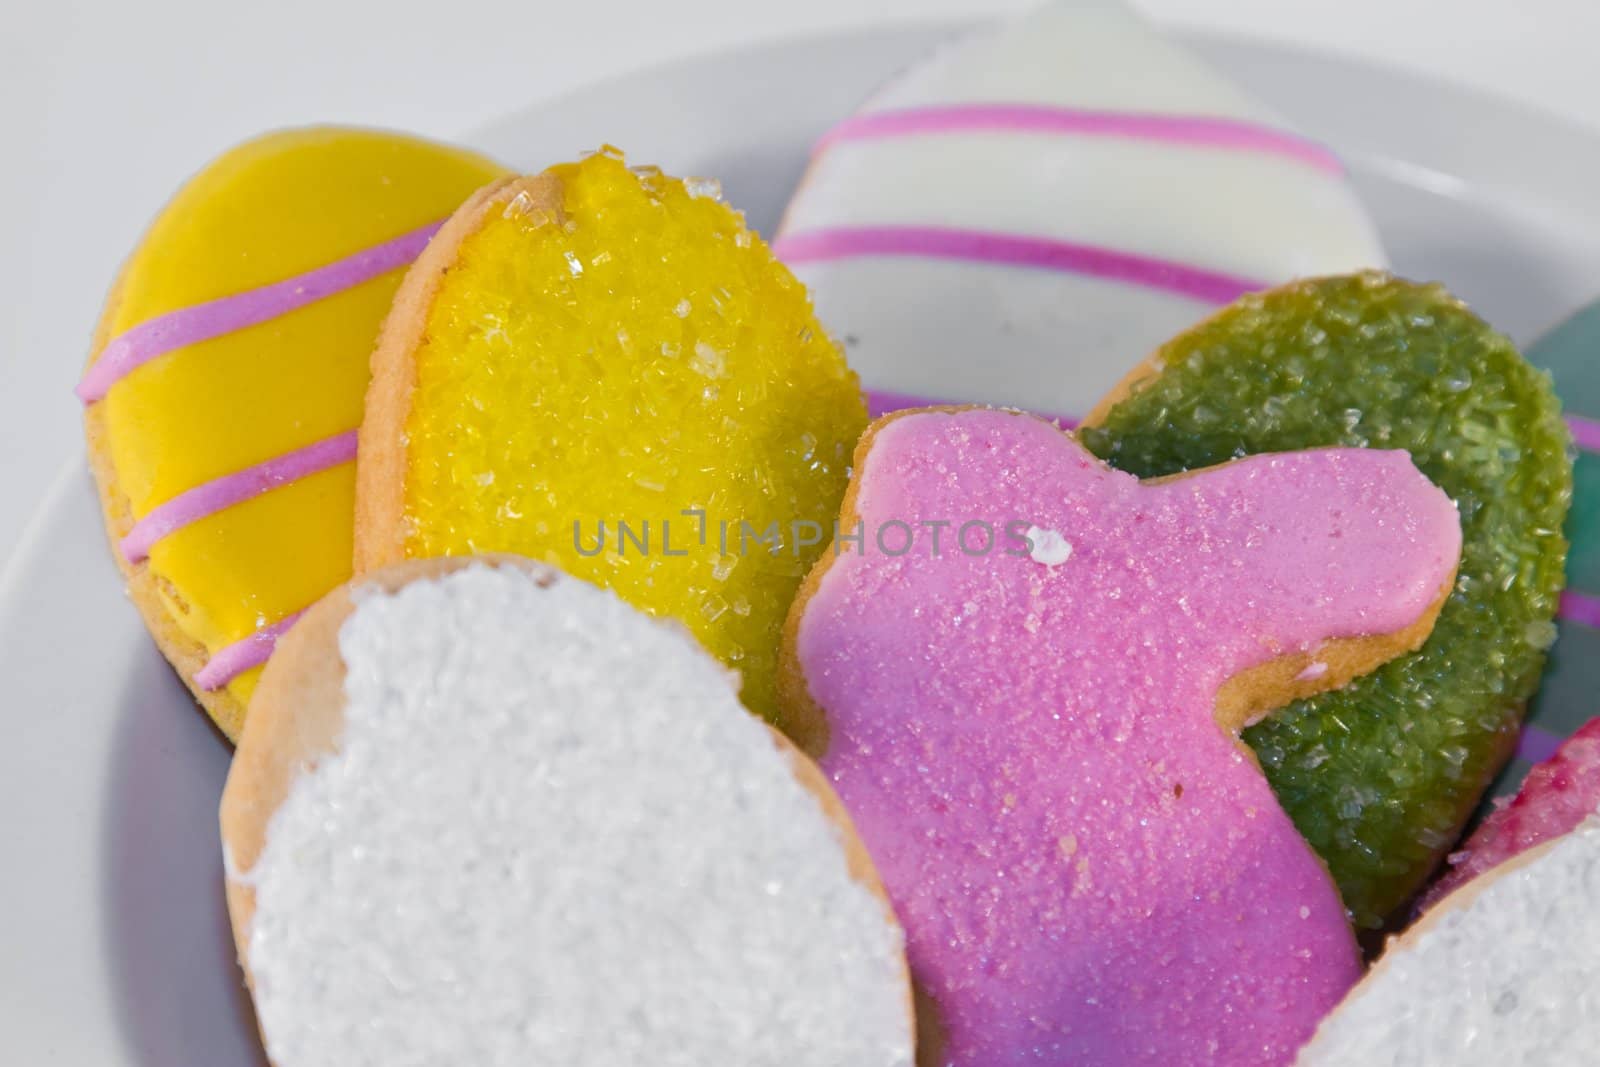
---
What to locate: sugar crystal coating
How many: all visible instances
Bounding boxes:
[244,564,912,1067]
[793,409,1461,1065]
[1081,273,1573,927]
[401,153,868,720]
[1298,816,1600,1065]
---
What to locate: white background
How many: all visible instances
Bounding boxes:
[2,0,1597,567]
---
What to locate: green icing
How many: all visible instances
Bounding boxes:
[1080,273,1572,929]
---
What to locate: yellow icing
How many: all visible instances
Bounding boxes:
[399,151,867,719]
[99,127,505,705]
[147,464,356,703]
[107,276,391,509]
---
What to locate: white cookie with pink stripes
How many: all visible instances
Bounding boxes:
[775,0,1388,421]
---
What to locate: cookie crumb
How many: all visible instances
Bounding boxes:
[1025,525,1073,567]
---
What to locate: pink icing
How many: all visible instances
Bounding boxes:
[119,429,358,563]
[1567,413,1600,454]
[75,220,443,404]
[861,392,1597,630]
[814,104,1345,175]
[794,409,1461,1066]
[771,226,1263,306]
[1560,589,1600,629]
[192,607,308,691]
[1422,717,1600,911]
[1515,723,1565,766]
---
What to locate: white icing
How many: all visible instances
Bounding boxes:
[796,135,1381,279]
[242,564,912,1067]
[778,0,1388,414]
[801,254,1234,411]
[1297,815,1600,1065]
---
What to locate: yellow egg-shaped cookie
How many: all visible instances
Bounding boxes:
[356,149,868,721]
[81,127,506,740]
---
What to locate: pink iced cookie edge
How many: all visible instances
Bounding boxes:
[1421,716,1600,911]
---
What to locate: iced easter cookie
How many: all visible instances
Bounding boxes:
[356,149,867,721]
[80,127,505,739]
[1080,273,1573,928]
[1298,814,1600,1066]
[774,0,1387,418]
[1508,299,1600,780]
[221,556,914,1067]
[1420,716,1600,909]
[780,408,1461,1065]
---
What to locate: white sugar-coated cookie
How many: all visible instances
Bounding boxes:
[1297,815,1600,1065]
[775,0,1388,418]
[220,556,913,1067]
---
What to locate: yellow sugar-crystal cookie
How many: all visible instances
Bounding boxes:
[81,127,505,739]
[357,149,867,720]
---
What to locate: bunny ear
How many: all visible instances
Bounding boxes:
[1077,271,1574,931]
[1516,299,1600,787]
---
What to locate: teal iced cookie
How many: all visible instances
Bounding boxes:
[1506,298,1600,784]
[1080,272,1572,929]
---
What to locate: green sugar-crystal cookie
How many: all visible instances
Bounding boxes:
[1080,272,1572,928]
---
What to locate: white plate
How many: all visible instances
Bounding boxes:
[5,23,1600,1065]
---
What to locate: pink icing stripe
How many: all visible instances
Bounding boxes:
[815,104,1345,174]
[193,608,308,691]
[1569,414,1600,454]
[1562,589,1600,629]
[76,220,445,403]
[864,388,958,419]
[1515,723,1566,766]
[118,430,359,563]
[774,226,1263,305]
